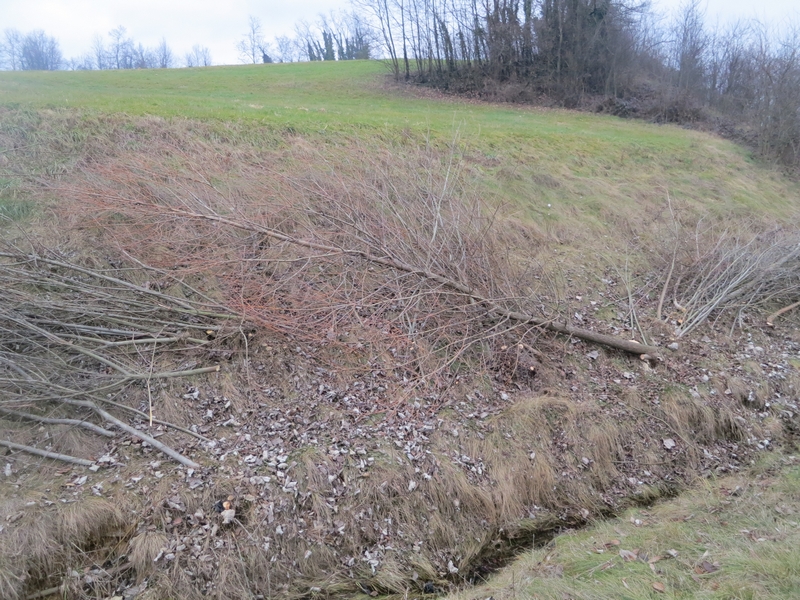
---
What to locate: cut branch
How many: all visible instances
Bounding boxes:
[165,206,665,357]
[0,439,94,466]
[60,399,200,469]
[767,300,800,327]
[0,407,115,437]
[94,397,212,443]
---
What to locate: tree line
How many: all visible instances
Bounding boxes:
[235,14,373,64]
[354,0,800,169]
[0,27,212,71]
[0,11,373,71]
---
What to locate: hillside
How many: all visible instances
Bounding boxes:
[0,62,798,600]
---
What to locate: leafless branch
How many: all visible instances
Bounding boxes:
[0,439,94,466]
[0,407,115,437]
[60,399,200,469]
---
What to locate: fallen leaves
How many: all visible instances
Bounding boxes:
[594,539,620,553]
[695,560,720,574]
[652,581,666,592]
[740,529,771,542]
[619,548,639,561]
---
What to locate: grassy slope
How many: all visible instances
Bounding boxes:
[2,61,797,242]
[2,62,800,599]
[449,456,800,600]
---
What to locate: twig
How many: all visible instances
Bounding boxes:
[619,255,648,346]
[126,365,220,381]
[0,251,207,314]
[0,407,115,437]
[0,439,93,466]
[144,331,163,427]
[94,397,211,443]
[25,585,65,600]
[99,336,209,347]
[657,247,677,322]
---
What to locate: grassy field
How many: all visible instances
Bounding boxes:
[1,61,799,600]
[2,61,798,245]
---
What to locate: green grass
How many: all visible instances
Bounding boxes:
[2,61,798,246]
[449,457,800,600]
[0,61,766,157]
[0,199,34,222]
[0,175,34,222]
[2,57,800,600]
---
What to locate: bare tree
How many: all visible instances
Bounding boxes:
[237,15,271,63]
[353,0,400,75]
[19,30,62,70]
[294,11,373,62]
[274,35,301,62]
[132,42,155,68]
[185,45,212,67]
[2,29,24,70]
[90,34,108,70]
[108,26,136,69]
[154,38,174,68]
[671,0,708,90]
[65,54,95,70]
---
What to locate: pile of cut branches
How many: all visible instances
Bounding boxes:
[665,230,800,336]
[60,140,662,393]
[0,243,236,468]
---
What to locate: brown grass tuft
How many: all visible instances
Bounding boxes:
[0,496,128,600]
[128,531,169,580]
[58,497,125,547]
[659,386,717,444]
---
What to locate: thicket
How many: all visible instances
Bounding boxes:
[356,0,800,170]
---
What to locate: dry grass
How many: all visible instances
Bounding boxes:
[128,531,170,581]
[1,104,798,599]
[0,497,126,600]
[61,386,744,600]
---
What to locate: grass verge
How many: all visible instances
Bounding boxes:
[449,455,800,600]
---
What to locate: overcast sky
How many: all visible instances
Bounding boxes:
[1,0,798,67]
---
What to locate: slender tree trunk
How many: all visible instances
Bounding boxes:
[401,0,411,79]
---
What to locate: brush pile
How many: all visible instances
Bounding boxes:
[670,231,800,336]
[0,243,232,468]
